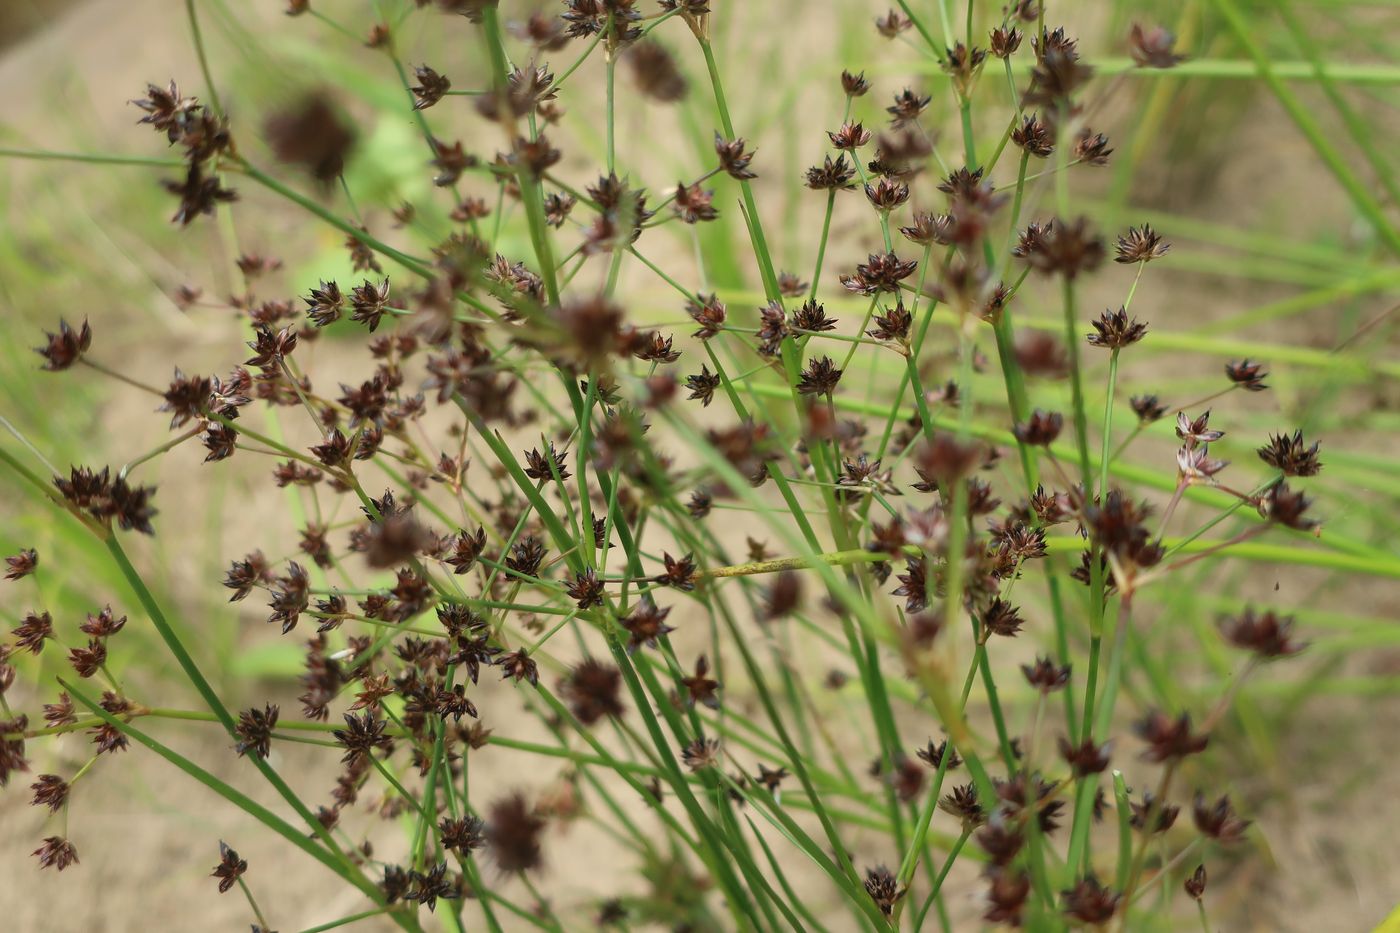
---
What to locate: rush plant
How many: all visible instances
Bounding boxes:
[3,1,1398,931]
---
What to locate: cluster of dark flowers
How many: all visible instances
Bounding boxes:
[4,1,1339,930]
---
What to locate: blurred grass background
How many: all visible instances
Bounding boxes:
[2,0,1400,929]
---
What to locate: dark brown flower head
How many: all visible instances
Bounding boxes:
[871,127,933,177]
[542,191,576,227]
[381,864,411,904]
[30,774,69,813]
[1074,128,1114,166]
[157,369,212,429]
[1129,792,1179,833]
[439,815,486,855]
[797,356,843,398]
[900,211,953,246]
[620,600,674,652]
[977,816,1026,866]
[428,138,477,187]
[1022,216,1105,278]
[506,537,548,576]
[234,703,279,759]
[788,300,835,334]
[761,570,802,621]
[982,598,1024,638]
[1,713,29,786]
[1021,655,1071,692]
[1258,481,1316,531]
[1088,307,1148,349]
[1062,876,1120,925]
[912,433,984,491]
[562,658,624,725]
[1193,793,1250,843]
[864,176,911,211]
[43,696,76,728]
[626,41,687,101]
[499,649,540,686]
[1083,489,1164,572]
[310,428,352,468]
[1013,409,1064,446]
[212,841,248,894]
[1058,737,1113,776]
[654,552,698,591]
[162,159,236,225]
[686,487,713,519]
[1257,430,1321,477]
[1220,607,1306,659]
[1011,113,1054,157]
[68,639,107,678]
[1131,394,1167,423]
[943,42,988,89]
[673,180,718,223]
[1024,31,1094,109]
[1184,865,1208,900]
[333,711,392,765]
[887,88,932,128]
[841,251,918,295]
[223,551,272,602]
[132,80,201,142]
[524,442,571,482]
[488,793,546,873]
[1134,710,1208,762]
[917,739,961,771]
[714,132,757,180]
[755,763,788,797]
[775,271,809,298]
[868,300,913,343]
[864,865,904,916]
[564,569,605,610]
[542,294,627,366]
[680,654,721,710]
[891,558,929,613]
[828,121,873,151]
[262,92,357,182]
[511,133,561,176]
[174,110,232,162]
[513,12,570,50]
[684,292,727,340]
[682,735,721,771]
[1115,224,1170,263]
[990,26,1023,58]
[245,322,298,368]
[1176,410,1223,446]
[985,868,1032,926]
[1225,358,1269,391]
[1130,23,1185,68]
[806,153,857,190]
[685,365,721,407]
[35,318,93,372]
[411,64,451,109]
[841,70,871,96]
[4,548,38,581]
[406,862,459,913]
[874,9,912,38]
[12,611,54,655]
[33,836,79,871]
[939,781,984,828]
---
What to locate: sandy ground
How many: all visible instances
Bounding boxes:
[4,0,1400,931]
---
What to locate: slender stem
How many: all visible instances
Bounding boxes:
[810,189,837,302]
[0,148,186,167]
[236,877,271,932]
[184,0,223,116]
